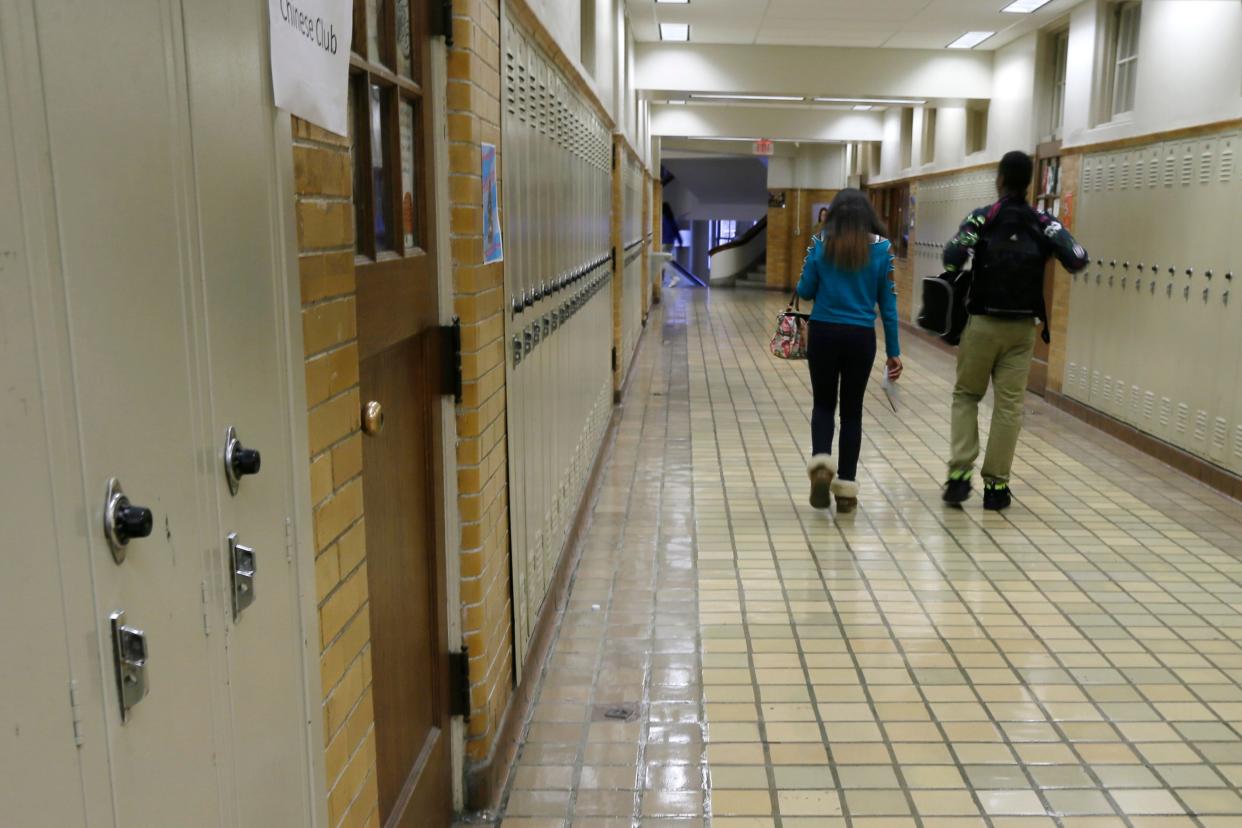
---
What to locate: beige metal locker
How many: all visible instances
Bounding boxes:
[2,0,320,823]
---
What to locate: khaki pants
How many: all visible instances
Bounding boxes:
[949,315,1037,483]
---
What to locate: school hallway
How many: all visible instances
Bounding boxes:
[482,286,1242,827]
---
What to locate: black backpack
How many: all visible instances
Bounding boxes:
[969,202,1050,338]
[917,269,971,346]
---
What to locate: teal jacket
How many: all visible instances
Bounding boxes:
[796,234,901,358]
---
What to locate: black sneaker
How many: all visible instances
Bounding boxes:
[942,473,972,505]
[983,481,1012,511]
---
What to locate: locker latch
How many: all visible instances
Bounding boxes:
[110,611,148,722]
[437,318,463,404]
[228,533,256,620]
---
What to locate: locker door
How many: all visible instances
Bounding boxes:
[1167,140,1199,450]
[1131,145,1163,436]
[1063,156,1093,404]
[1206,133,1241,468]
[0,42,89,822]
[180,0,318,821]
[1223,134,1242,472]
[1113,150,1140,424]
[32,0,226,822]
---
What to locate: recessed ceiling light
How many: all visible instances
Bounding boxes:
[659,23,690,41]
[690,93,805,102]
[812,97,926,105]
[667,100,686,105]
[947,31,995,49]
[656,0,690,4]
[695,136,750,142]
[852,105,874,111]
[1002,0,1053,12]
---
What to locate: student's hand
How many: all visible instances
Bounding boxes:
[886,357,903,381]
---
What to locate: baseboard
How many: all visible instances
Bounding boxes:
[464,317,649,813]
[1044,391,1242,502]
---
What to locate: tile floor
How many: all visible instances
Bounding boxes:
[482,287,1242,828]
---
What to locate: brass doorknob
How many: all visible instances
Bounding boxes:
[362,401,384,436]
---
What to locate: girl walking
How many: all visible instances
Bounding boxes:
[796,189,902,512]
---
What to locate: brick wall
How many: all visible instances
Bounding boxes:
[447,0,515,766]
[766,197,791,290]
[652,178,663,304]
[292,116,380,828]
[894,182,918,322]
[766,188,840,291]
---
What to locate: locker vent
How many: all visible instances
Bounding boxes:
[1119,158,1130,190]
[1194,410,1209,443]
[1164,154,1176,187]
[1213,417,1229,452]
[1234,425,1242,458]
[1143,392,1155,421]
[1176,403,1189,434]
[1221,144,1235,183]
[1180,150,1193,186]
[1148,155,1160,188]
[1130,386,1141,418]
[1091,371,1101,398]
[1067,363,1078,390]
[1106,161,1116,190]
[1159,398,1172,428]
[1199,147,1213,185]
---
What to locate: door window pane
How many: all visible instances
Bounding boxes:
[350,81,367,254]
[400,99,418,250]
[370,84,393,251]
[366,0,383,64]
[396,0,412,77]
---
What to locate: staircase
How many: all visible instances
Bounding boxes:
[734,262,769,289]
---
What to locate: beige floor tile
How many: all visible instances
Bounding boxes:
[777,789,843,816]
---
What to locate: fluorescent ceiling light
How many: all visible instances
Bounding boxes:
[656,0,690,3]
[947,31,995,49]
[1002,0,1053,12]
[813,97,925,105]
[659,23,689,41]
[690,93,805,102]
[667,100,686,105]
[852,105,874,111]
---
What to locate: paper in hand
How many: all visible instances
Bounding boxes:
[881,370,899,412]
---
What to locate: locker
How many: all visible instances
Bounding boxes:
[501,11,615,668]
[2,0,320,822]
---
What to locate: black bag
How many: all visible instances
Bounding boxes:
[918,270,971,346]
[970,202,1049,332]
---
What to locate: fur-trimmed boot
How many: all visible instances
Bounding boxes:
[807,454,835,510]
[832,478,859,514]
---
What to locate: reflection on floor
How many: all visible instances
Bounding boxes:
[486,287,1242,827]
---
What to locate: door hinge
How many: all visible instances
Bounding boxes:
[439,317,463,404]
[449,647,471,721]
[69,679,84,747]
[611,347,617,372]
[437,0,455,47]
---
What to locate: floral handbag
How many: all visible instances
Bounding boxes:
[770,293,809,360]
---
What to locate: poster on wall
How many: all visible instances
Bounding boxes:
[482,143,504,264]
[268,0,353,136]
[768,191,786,208]
[810,202,831,230]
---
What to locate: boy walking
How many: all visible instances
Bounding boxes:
[942,151,1089,510]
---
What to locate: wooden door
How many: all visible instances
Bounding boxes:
[350,1,452,825]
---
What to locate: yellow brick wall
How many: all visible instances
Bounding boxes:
[292,116,380,828]
[652,178,663,304]
[766,197,791,290]
[448,0,515,765]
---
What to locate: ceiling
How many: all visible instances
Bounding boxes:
[627,0,1079,50]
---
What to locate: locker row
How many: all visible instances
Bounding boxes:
[617,151,648,379]
[1065,133,1242,471]
[912,171,998,322]
[502,16,618,669]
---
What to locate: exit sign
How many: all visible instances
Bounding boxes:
[753,139,774,156]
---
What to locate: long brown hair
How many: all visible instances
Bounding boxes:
[822,188,889,272]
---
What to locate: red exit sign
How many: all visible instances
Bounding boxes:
[753,139,774,156]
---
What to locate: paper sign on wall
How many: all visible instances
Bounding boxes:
[482,143,503,264]
[268,0,353,136]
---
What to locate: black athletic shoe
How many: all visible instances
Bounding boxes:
[942,474,972,505]
[983,481,1012,511]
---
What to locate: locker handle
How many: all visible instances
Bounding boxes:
[1185,268,1194,277]
[1203,288,1210,303]
[1204,270,1212,280]
[1227,272,1234,281]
